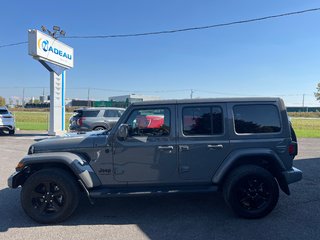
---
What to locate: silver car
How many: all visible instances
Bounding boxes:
[69,107,125,132]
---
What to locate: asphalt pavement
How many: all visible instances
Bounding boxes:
[0,131,319,240]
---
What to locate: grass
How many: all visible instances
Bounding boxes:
[290,118,320,138]
[12,111,320,138]
[288,112,320,118]
[14,111,73,131]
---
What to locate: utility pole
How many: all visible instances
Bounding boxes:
[190,89,194,99]
[302,93,305,109]
[22,87,25,108]
[87,88,91,107]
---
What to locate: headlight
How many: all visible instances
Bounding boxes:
[15,162,25,171]
[28,146,35,155]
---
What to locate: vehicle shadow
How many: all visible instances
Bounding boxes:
[0,130,48,137]
[1,157,320,240]
[0,188,228,233]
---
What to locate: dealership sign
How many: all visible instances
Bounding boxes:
[28,29,74,69]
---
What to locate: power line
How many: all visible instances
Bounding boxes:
[65,7,320,39]
[89,87,190,93]
[1,7,320,49]
[194,89,259,97]
[2,86,315,97]
[0,41,27,49]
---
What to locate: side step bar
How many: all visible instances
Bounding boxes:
[89,185,218,198]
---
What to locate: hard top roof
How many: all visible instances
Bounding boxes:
[131,97,282,106]
[75,107,125,111]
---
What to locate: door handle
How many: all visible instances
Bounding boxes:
[158,146,174,151]
[179,145,189,151]
[207,144,223,149]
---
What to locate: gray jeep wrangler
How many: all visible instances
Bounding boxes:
[8,98,302,223]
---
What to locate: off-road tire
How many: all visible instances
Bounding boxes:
[21,168,80,224]
[223,165,279,219]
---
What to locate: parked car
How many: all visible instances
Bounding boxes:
[8,98,301,223]
[0,106,15,135]
[69,107,125,132]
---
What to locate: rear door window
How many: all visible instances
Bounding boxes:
[182,106,223,136]
[233,104,281,134]
[104,110,119,117]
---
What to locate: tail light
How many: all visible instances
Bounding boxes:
[77,117,85,126]
[288,142,298,156]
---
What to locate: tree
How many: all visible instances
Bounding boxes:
[0,96,6,106]
[315,83,320,101]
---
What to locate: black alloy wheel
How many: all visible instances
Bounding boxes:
[30,181,65,215]
[21,168,80,224]
[235,175,271,211]
[223,165,279,219]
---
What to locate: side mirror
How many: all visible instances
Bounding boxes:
[117,124,128,140]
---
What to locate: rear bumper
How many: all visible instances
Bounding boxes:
[282,167,302,184]
[69,125,90,131]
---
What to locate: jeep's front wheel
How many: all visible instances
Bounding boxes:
[223,165,279,219]
[21,168,80,224]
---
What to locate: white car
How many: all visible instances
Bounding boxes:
[0,106,15,135]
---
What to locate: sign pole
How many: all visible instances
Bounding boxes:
[48,71,66,135]
[28,29,73,136]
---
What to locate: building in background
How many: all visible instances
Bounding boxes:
[109,94,160,103]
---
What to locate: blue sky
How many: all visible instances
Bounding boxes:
[1,0,320,106]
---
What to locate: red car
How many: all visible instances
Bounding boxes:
[136,115,164,129]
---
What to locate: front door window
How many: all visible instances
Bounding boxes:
[126,108,171,137]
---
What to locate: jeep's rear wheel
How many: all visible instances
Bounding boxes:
[223,165,279,219]
[21,168,80,224]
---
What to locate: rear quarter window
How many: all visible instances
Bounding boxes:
[81,110,100,117]
[233,104,281,134]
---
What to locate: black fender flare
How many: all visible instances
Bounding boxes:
[18,152,101,189]
[212,148,290,194]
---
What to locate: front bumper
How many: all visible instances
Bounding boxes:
[8,170,25,188]
[0,125,14,131]
[282,167,302,184]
